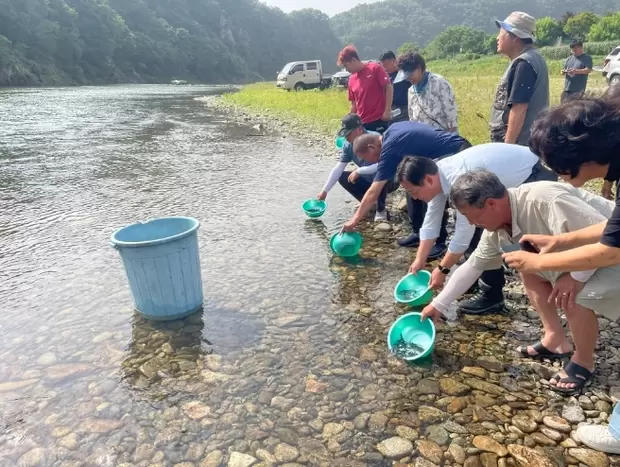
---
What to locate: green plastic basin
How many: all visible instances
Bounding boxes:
[335,136,346,150]
[302,199,327,218]
[387,312,436,361]
[330,232,362,257]
[394,271,433,307]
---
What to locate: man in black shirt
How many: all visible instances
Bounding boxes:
[561,40,593,103]
[379,50,411,123]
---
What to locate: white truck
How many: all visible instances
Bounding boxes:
[276,60,332,91]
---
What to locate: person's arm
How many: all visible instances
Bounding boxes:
[347,180,388,225]
[383,84,394,120]
[540,221,607,251]
[504,60,537,144]
[407,87,414,121]
[356,163,378,176]
[442,212,476,268]
[573,56,593,75]
[320,162,348,194]
[439,78,458,132]
[430,260,483,313]
[348,84,357,114]
[414,194,448,266]
[602,180,614,200]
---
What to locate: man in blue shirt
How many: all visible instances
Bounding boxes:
[317,114,397,221]
[341,121,470,259]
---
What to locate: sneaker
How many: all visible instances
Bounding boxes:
[457,290,505,315]
[374,209,388,222]
[576,424,620,454]
[428,243,447,260]
[397,232,420,248]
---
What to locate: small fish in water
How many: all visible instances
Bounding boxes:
[398,290,421,301]
[391,338,425,359]
[306,207,322,213]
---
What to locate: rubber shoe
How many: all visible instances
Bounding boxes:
[458,290,505,315]
[576,424,620,454]
[428,243,447,260]
[397,233,420,248]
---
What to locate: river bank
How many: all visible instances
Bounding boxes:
[202,90,620,467]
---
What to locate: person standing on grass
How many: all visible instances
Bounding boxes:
[490,11,549,145]
[338,45,394,134]
[340,121,471,260]
[379,50,411,123]
[561,40,593,104]
[396,52,458,133]
[317,114,396,222]
[397,143,556,315]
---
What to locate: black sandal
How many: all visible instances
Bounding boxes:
[548,360,594,396]
[517,341,573,360]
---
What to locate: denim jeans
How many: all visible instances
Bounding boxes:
[610,402,620,440]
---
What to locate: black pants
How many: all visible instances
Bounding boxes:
[466,160,559,295]
[391,105,409,123]
[561,91,584,104]
[407,195,449,245]
[339,171,397,212]
[363,120,389,134]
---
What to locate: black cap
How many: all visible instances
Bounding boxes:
[337,114,363,137]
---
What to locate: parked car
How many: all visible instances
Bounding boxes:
[330,60,380,89]
[276,60,332,91]
[602,45,620,85]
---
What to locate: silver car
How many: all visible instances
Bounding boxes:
[602,45,620,85]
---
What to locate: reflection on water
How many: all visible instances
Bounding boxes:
[0,85,614,466]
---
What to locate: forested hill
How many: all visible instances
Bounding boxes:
[0,0,342,86]
[331,0,619,59]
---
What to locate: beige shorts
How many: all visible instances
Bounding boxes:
[539,265,620,320]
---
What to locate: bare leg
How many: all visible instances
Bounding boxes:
[520,273,572,355]
[552,302,598,390]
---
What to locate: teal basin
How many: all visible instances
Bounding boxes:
[330,232,362,257]
[302,199,327,218]
[387,312,436,361]
[394,271,433,307]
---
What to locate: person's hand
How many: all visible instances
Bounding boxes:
[348,170,360,184]
[430,267,447,290]
[421,304,442,323]
[548,274,585,310]
[502,250,542,273]
[408,259,425,275]
[567,68,576,77]
[382,109,392,121]
[341,219,358,233]
[317,191,327,201]
[602,181,614,200]
[519,234,558,254]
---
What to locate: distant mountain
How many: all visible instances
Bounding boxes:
[330,0,618,59]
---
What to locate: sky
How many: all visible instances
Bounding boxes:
[262,0,380,17]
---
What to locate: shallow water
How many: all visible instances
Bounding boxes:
[0,85,617,467]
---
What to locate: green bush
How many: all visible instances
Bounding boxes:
[538,41,617,60]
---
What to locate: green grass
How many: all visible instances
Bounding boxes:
[223,56,609,145]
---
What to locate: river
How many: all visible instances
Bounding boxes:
[0,85,616,467]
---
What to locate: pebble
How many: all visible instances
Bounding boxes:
[395,425,419,441]
[539,427,563,442]
[426,426,450,446]
[472,436,508,457]
[512,416,538,433]
[462,367,489,379]
[376,437,413,459]
[77,418,122,433]
[270,396,295,411]
[440,378,471,396]
[417,440,444,464]
[36,352,58,366]
[480,453,499,467]
[419,406,449,424]
[449,443,467,464]
[274,443,299,462]
[542,416,571,433]
[368,413,388,431]
[0,379,39,393]
[227,452,258,467]
[568,448,610,467]
[563,403,586,423]
[530,432,555,446]
[418,379,441,395]
[506,445,556,467]
[464,379,504,396]
[322,422,344,439]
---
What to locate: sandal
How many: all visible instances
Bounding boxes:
[549,360,594,396]
[517,341,573,360]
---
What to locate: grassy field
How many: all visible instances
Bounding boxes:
[223,55,609,145]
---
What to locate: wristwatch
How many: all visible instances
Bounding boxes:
[436,265,450,275]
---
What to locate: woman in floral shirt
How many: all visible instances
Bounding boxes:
[396,53,458,133]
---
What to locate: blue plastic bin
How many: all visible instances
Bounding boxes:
[110,216,204,321]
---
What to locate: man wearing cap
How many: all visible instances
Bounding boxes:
[317,114,397,222]
[379,50,411,123]
[490,11,549,146]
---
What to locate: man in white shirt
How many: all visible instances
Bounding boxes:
[397,143,556,314]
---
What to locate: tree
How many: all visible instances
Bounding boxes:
[587,13,620,42]
[564,12,600,40]
[425,26,489,59]
[535,17,563,47]
[397,42,417,56]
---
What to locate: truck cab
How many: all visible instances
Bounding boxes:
[276,60,332,91]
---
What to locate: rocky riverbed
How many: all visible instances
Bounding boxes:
[1,88,619,467]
